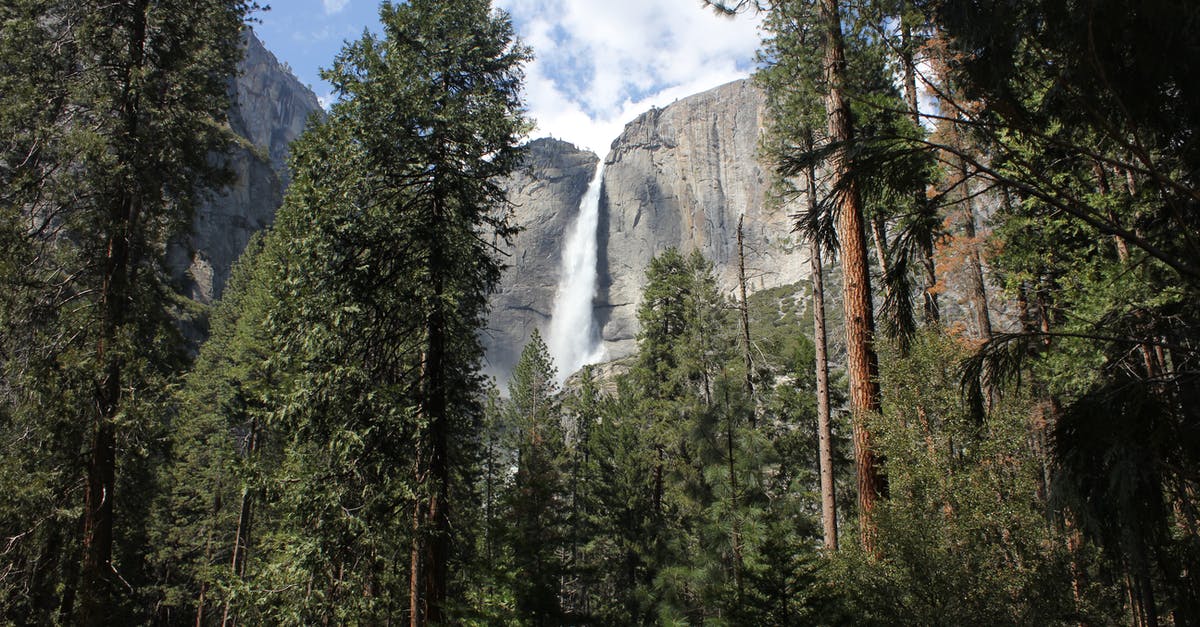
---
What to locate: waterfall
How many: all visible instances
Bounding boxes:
[546,159,607,383]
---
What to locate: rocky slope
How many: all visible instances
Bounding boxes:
[167,31,322,307]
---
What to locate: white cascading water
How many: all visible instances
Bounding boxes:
[546,160,608,383]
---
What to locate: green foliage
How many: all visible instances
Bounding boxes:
[553,249,831,624]
[931,1,1200,618]
[757,0,938,343]
[0,0,253,621]
[821,331,1121,625]
[145,1,531,623]
[3,0,1197,623]
[504,331,569,624]
[757,0,1199,620]
[746,282,816,377]
[149,235,288,622]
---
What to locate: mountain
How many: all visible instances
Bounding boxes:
[167,31,323,313]
[485,79,809,380]
[484,139,600,379]
[596,79,806,358]
[172,39,803,379]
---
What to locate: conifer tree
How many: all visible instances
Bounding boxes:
[149,234,280,625]
[755,0,895,551]
[573,379,658,623]
[300,3,528,622]
[561,365,603,619]
[151,1,530,623]
[933,3,1200,620]
[816,1,887,549]
[505,330,568,624]
[729,0,1196,620]
[0,1,254,622]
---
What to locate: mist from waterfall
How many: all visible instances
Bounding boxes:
[546,159,607,383]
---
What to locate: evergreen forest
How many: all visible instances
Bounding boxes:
[0,0,1197,624]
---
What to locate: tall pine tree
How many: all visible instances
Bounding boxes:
[505,330,568,624]
[155,1,530,623]
[0,1,254,622]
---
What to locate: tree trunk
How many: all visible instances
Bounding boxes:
[195,487,223,627]
[963,207,992,340]
[423,301,450,627]
[737,216,755,425]
[79,4,150,620]
[409,464,424,627]
[901,13,940,325]
[954,146,993,341]
[870,216,891,289]
[79,417,117,626]
[412,211,451,626]
[900,15,921,130]
[80,190,138,625]
[808,163,838,551]
[820,0,886,553]
[222,418,259,627]
[1093,162,1131,261]
[733,218,752,606]
[723,381,744,610]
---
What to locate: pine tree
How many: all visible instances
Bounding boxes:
[727,0,1197,620]
[574,379,658,624]
[149,1,530,622]
[470,380,517,621]
[504,330,568,624]
[629,249,768,621]
[293,2,527,622]
[826,332,1093,625]
[756,0,891,551]
[0,1,254,622]
[817,1,887,551]
[561,365,603,620]
[149,234,281,625]
[932,2,1200,621]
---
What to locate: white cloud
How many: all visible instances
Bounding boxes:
[496,0,764,156]
[323,0,349,15]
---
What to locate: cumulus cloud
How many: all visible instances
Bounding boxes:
[323,0,349,15]
[496,0,763,155]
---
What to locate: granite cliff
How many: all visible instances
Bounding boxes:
[167,32,1005,382]
[168,31,322,308]
[596,79,806,358]
[484,139,600,379]
[169,38,801,378]
[485,79,808,379]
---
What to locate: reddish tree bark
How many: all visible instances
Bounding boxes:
[820,0,886,553]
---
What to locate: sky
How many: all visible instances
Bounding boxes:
[253,0,764,155]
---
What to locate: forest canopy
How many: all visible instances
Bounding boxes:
[1,0,1197,624]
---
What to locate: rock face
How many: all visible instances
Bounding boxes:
[170,37,799,379]
[596,79,807,358]
[168,31,322,306]
[484,139,599,380]
[166,35,1005,381]
[483,79,809,379]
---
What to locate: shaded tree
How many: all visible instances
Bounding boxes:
[505,330,567,624]
[0,1,256,622]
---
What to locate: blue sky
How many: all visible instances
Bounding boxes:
[253,1,763,155]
